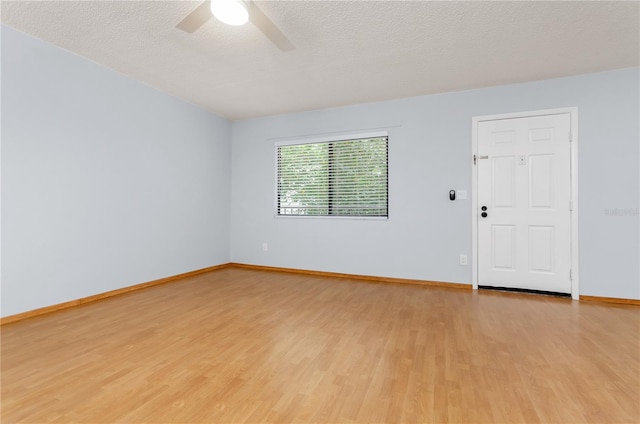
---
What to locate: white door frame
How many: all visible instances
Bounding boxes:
[471,107,579,300]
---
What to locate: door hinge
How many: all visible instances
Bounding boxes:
[569,200,573,211]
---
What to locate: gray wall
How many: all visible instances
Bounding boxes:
[230,68,639,300]
[1,26,232,317]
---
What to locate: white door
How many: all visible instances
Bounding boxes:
[477,113,572,293]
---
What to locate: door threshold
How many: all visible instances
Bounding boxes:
[478,286,571,298]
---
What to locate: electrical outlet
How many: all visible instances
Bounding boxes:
[262,242,268,252]
[459,254,468,265]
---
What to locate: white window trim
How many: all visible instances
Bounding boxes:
[274,131,388,147]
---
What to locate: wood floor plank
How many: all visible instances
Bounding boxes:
[2,268,639,423]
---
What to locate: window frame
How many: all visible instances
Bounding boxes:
[274,131,389,220]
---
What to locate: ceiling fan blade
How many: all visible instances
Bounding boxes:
[248,2,295,52]
[176,1,213,33]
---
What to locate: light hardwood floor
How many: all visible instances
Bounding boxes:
[2,268,639,423]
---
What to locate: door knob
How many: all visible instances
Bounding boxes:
[481,206,487,211]
[481,212,488,218]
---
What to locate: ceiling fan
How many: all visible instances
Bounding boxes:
[176,0,295,52]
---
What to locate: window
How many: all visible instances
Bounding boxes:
[276,134,388,217]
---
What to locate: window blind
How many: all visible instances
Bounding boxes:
[277,136,388,217]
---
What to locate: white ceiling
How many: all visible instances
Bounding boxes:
[2,1,639,120]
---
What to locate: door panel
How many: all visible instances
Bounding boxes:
[529,226,554,273]
[478,113,571,293]
[529,154,554,208]
[492,225,516,270]
[492,156,516,207]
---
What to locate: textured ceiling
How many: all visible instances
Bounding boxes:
[2,1,639,120]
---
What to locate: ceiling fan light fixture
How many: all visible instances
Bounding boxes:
[210,0,249,26]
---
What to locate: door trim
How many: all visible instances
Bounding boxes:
[471,108,579,300]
